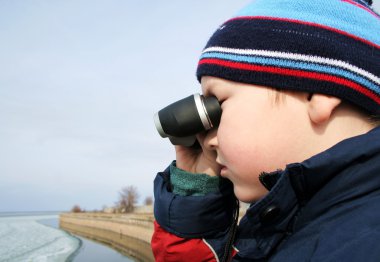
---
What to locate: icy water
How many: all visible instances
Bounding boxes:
[0,212,79,262]
[0,212,133,262]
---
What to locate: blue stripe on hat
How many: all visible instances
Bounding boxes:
[197,62,380,113]
[200,52,380,95]
[206,19,379,75]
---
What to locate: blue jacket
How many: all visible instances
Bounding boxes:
[153,126,380,261]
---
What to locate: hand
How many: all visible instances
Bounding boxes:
[175,132,221,176]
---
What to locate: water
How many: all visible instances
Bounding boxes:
[0,212,79,262]
[70,237,132,262]
[0,212,134,262]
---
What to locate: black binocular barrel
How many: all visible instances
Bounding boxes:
[154,94,221,139]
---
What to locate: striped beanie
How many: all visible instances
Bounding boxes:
[196,0,380,114]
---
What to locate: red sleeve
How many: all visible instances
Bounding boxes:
[151,221,218,262]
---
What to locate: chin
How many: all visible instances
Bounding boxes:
[233,186,268,203]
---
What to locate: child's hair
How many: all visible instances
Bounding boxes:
[270,88,380,126]
[368,114,380,126]
[196,0,380,116]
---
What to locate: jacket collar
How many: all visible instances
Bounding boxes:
[289,125,380,204]
[235,126,380,260]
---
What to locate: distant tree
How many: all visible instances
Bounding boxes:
[118,185,139,213]
[144,196,153,206]
[71,205,82,213]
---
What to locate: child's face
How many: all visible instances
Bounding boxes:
[201,76,312,202]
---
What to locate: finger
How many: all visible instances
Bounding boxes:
[174,144,192,156]
[195,132,207,151]
[196,131,218,163]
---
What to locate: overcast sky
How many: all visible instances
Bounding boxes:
[1,1,379,212]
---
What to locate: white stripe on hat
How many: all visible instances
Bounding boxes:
[202,46,380,86]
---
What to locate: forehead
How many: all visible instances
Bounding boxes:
[201,76,234,96]
[200,76,216,96]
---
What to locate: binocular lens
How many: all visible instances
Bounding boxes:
[154,93,221,146]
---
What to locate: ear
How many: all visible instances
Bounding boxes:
[308,94,342,124]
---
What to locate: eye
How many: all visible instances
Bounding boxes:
[216,95,227,107]
[202,89,226,107]
[208,93,223,104]
[213,95,225,108]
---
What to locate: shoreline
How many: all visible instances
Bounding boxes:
[59,211,154,262]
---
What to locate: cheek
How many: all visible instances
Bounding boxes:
[218,111,256,161]
[218,126,260,173]
[217,114,283,176]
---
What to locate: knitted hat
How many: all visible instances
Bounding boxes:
[196,0,380,114]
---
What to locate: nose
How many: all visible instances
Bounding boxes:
[204,128,218,150]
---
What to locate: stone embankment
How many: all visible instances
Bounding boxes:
[59,211,155,262]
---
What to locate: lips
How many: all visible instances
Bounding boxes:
[216,158,227,176]
[218,162,228,176]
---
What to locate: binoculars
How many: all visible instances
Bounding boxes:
[154,94,222,146]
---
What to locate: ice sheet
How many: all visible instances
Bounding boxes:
[0,214,80,262]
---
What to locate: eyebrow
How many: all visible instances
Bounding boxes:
[202,82,214,97]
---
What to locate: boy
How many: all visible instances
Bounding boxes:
[152,0,380,261]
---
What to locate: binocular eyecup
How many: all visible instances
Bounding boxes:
[154,93,222,146]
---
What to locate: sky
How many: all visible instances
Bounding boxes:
[1,1,379,212]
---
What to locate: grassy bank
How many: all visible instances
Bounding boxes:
[59,212,154,262]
